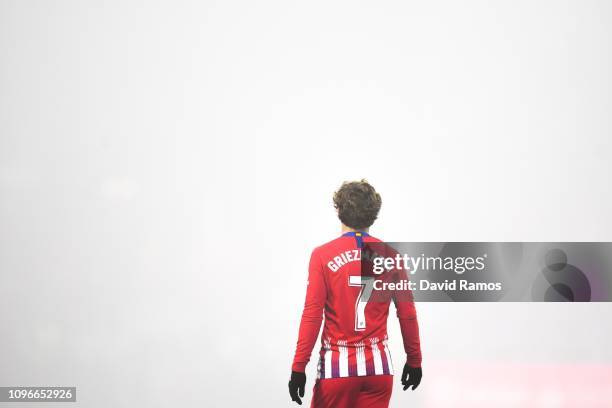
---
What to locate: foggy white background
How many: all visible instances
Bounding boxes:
[1,1,611,407]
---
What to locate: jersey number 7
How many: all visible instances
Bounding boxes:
[349,275,375,331]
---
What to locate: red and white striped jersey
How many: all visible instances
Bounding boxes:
[291,232,422,379]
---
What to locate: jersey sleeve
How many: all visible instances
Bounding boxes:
[393,268,423,368]
[291,248,327,373]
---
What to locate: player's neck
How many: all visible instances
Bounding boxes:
[341,225,369,234]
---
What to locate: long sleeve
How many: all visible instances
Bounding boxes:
[291,249,327,373]
[393,269,422,368]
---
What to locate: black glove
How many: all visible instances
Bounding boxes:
[288,371,306,405]
[401,364,422,391]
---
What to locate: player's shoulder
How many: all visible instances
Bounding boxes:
[309,236,341,257]
[364,234,383,243]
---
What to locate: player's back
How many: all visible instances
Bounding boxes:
[312,231,394,378]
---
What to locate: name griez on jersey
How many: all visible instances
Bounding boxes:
[327,249,361,272]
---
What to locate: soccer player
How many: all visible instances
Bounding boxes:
[288,180,422,408]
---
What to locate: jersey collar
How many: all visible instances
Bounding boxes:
[342,231,369,237]
[343,231,368,248]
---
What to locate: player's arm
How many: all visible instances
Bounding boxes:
[289,249,326,405]
[393,267,423,390]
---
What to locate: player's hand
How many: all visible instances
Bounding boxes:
[288,371,306,405]
[401,364,422,391]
